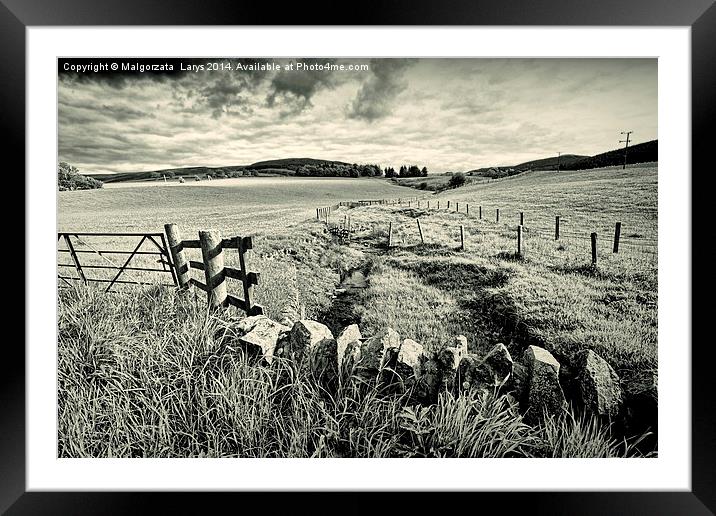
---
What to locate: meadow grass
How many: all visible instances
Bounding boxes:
[58,285,643,458]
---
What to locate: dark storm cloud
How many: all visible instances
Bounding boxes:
[101,104,155,122]
[347,59,413,121]
[266,59,340,115]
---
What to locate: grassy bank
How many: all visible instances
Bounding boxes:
[58,285,646,458]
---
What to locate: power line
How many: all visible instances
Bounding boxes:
[619,131,633,170]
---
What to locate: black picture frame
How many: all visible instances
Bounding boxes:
[5,0,713,513]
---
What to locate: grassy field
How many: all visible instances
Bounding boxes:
[57,165,658,457]
[59,176,420,234]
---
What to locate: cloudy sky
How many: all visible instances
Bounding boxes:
[58,58,657,174]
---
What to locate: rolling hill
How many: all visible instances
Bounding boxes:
[569,140,657,170]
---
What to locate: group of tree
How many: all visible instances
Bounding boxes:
[384,165,428,178]
[294,162,382,178]
[58,162,103,191]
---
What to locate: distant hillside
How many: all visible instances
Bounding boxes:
[88,158,382,182]
[513,154,589,171]
[248,158,352,170]
[465,141,656,179]
[570,140,657,170]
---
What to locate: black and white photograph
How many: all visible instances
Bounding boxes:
[56,56,659,459]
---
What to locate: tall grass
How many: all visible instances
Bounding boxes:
[58,285,643,458]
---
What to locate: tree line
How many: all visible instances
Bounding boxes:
[384,165,428,178]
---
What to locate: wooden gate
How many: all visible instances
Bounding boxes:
[57,232,177,291]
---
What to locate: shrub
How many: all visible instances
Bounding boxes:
[58,162,103,191]
[448,172,466,189]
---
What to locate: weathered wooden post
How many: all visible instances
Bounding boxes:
[479,205,482,219]
[199,230,227,308]
[447,200,451,209]
[388,222,393,248]
[165,223,190,289]
[591,232,598,265]
[517,225,523,257]
[427,200,430,209]
[466,204,469,215]
[316,208,320,221]
[496,208,500,223]
[460,225,465,250]
[613,222,622,253]
[437,200,440,209]
[555,216,560,240]
[237,236,261,315]
[417,219,424,244]
[520,212,524,226]
[456,202,460,212]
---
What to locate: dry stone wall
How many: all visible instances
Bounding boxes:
[216,315,626,424]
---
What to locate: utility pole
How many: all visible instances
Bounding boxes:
[619,131,633,170]
[557,152,561,172]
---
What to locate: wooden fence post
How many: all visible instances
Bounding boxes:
[555,216,560,240]
[591,232,598,265]
[479,206,482,219]
[466,204,469,215]
[437,200,440,209]
[456,202,459,212]
[388,222,393,248]
[199,230,227,308]
[520,211,524,226]
[447,200,451,209]
[417,219,424,244]
[496,209,500,223]
[316,208,319,221]
[165,223,190,289]
[238,236,261,315]
[460,225,465,250]
[517,225,523,257]
[427,200,430,209]
[613,222,621,253]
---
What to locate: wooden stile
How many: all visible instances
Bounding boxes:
[165,223,191,289]
[199,230,227,308]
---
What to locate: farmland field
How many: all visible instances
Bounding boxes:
[58,165,659,458]
[59,176,422,234]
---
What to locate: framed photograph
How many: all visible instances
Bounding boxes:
[7,0,713,512]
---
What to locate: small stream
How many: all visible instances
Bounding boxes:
[320,267,369,337]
